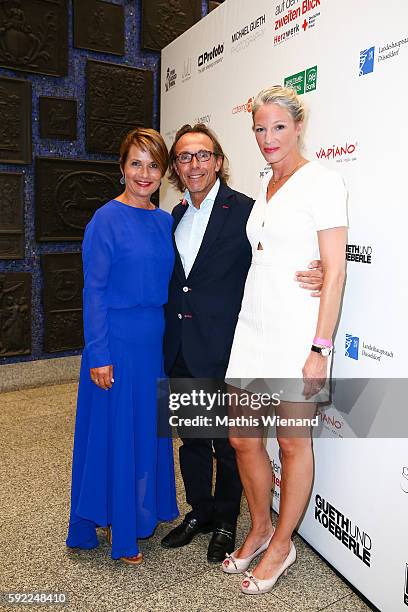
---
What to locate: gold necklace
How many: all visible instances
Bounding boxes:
[269,160,305,189]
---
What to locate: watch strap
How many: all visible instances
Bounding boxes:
[311,344,332,356]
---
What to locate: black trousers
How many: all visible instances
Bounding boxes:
[170,351,242,526]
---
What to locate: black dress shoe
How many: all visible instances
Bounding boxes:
[207,522,236,563]
[161,517,213,549]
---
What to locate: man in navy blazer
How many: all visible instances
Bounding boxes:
[164,173,253,380]
[161,124,322,562]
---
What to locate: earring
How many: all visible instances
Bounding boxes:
[120,175,126,185]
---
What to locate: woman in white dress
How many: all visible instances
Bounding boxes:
[222,86,348,594]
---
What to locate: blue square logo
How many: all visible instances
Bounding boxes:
[359,47,375,76]
[345,334,359,360]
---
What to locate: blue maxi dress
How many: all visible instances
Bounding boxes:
[66,200,179,559]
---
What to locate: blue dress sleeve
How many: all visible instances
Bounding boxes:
[82,212,114,368]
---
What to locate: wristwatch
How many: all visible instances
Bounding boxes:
[311,344,332,357]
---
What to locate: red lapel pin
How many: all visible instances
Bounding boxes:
[222,205,230,209]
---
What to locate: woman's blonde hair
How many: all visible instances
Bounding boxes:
[252,85,306,124]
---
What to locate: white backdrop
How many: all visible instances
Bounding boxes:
[160,1,408,609]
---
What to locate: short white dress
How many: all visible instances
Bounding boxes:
[226,161,348,398]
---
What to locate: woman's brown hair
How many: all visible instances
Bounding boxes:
[119,128,169,177]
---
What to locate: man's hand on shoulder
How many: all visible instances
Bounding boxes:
[295,260,323,297]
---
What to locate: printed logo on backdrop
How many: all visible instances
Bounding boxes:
[181,57,192,83]
[273,0,322,46]
[197,43,224,73]
[284,65,317,94]
[345,333,394,363]
[231,14,266,53]
[316,142,358,163]
[378,35,408,63]
[193,114,211,125]
[164,128,179,145]
[271,458,281,503]
[232,96,253,115]
[260,164,271,178]
[164,67,177,92]
[405,564,408,606]
[345,334,359,360]
[359,46,375,76]
[359,37,408,77]
[316,407,344,438]
[315,495,372,567]
[346,244,372,264]
[401,467,408,493]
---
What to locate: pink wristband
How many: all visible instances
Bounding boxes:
[313,337,333,348]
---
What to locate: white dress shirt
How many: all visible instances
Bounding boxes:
[174,179,220,277]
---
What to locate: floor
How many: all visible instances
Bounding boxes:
[0,382,374,612]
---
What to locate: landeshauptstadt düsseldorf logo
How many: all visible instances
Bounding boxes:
[359,46,375,76]
[315,495,372,567]
[198,43,224,72]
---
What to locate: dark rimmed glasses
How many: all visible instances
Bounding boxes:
[176,150,221,164]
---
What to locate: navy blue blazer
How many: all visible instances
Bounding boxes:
[164,181,254,378]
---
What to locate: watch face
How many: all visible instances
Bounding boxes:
[321,347,331,357]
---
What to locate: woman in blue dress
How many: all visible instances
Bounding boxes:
[66,128,178,564]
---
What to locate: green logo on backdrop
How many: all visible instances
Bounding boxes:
[284,65,317,94]
[305,65,317,92]
[284,70,305,94]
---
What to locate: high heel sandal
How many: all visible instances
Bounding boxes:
[120,553,143,565]
[241,541,296,595]
[222,529,274,574]
[105,526,143,565]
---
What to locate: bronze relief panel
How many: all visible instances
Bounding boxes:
[0,0,68,77]
[0,76,32,164]
[35,157,121,241]
[86,60,153,155]
[39,97,77,140]
[0,172,24,259]
[209,2,221,12]
[141,0,202,52]
[41,252,84,353]
[0,235,24,259]
[0,273,31,357]
[73,0,125,56]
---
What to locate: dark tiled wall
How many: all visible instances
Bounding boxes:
[0,0,209,365]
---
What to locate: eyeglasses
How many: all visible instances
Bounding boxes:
[176,150,220,164]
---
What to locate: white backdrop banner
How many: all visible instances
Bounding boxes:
[161,1,408,610]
